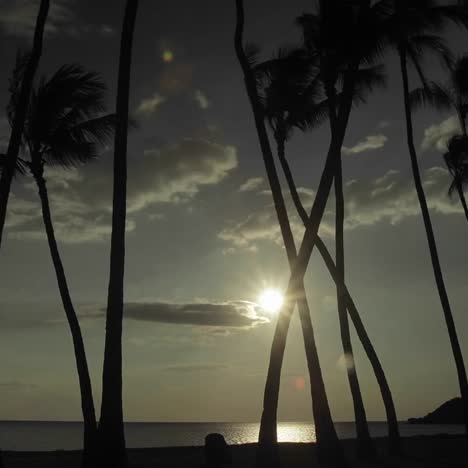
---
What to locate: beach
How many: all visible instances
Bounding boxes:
[3,435,466,467]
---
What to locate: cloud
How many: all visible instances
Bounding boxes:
[0,0,114,38]
[0,303,102,330]
[194,90,210,110]
[219,167,461,251]
[342,134,388,155]
[342,167,460,228]
[162,364,229,373]
[239,177,264,192]
[421,116,460,152]
[136,93,166,116]
[0,0,72,37]
[0,381,39,391]
[7,139,237,243]
[377,121,390,129]
[121,301,269,329]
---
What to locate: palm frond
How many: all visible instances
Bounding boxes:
[453,55,468,97]
[346,64,387,105]
[244,42,261,68]
[45,140,99,168]
[65,113,116,146]
[409,81,452,112]
[408,34,454,71]
[15,64,112,168]
[444,134,468,198]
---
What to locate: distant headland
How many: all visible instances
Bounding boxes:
[408,398,464,425]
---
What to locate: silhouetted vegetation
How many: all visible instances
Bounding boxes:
[98,2,139,468]
[3,61,116,468]
[2,1,468,468]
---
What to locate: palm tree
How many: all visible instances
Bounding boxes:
[235,6,345,467]
[0,0,50,250]
[257,49,400,457]
[253,49,345,467]
[444,134,468,221]
[409,54,468,221]
[98,1,139,467]
[234,1,385,465]
[2,63,116,468]
[385,0,468,436]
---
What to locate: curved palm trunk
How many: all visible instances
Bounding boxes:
[334,157,375,459]
[34,168,97,467]
[258,137,344,467]
[456,181,468,222]
[0,0,50,249]
[278,145,401,454]
[399,48,468,438]
[234,4,344,467]
[99,2,139,467]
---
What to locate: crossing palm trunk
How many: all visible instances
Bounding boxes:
[234,4,345,467]
[0,0,50,249]
[256,135,344,467]
[399,46,468,438]
[34,165,97,467]
[99,2,139,467]
[277,142,400,454]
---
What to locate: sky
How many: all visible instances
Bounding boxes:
[0,0,467,424]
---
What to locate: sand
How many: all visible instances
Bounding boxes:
[2,434,467,467]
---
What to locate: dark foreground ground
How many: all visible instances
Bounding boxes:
[3,435,467,467]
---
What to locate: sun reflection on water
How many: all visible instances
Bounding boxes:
[277,422,316,443]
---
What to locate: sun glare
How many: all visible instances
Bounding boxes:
[259,289,284,314]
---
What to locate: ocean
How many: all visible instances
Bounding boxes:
[0,421,464,451]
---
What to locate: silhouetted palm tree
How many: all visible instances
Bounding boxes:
[0,0,50,250]
[385,0,468,435]
[99,1,139,467]
[411,55,468,134]
[235,1,385,466]
[444,134,468,221]
[258,48,400,456]
[2,63,116,468]
[409,54,468,221]
[254,48,345,466]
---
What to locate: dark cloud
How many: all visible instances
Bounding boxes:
[122,301,269,329]
[0,0,114,38]
[0,381,39,391]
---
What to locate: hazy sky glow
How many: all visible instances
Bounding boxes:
[0,0,468,423]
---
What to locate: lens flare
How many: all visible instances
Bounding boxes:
[162,50,174,62]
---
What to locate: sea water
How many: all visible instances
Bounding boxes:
[0,421,464,451]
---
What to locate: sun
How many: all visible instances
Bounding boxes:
[258,289,284,314]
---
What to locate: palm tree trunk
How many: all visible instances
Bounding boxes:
[234,6,344,464]
[99,2,139,467]
[0,0,50,249]
[278,146,401,454]
[456,181,468,223]
[334,157,375,459]
[399,47,468,438]
[34,167,97,467]
[258,136,343,467]
[234,3,362,465]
